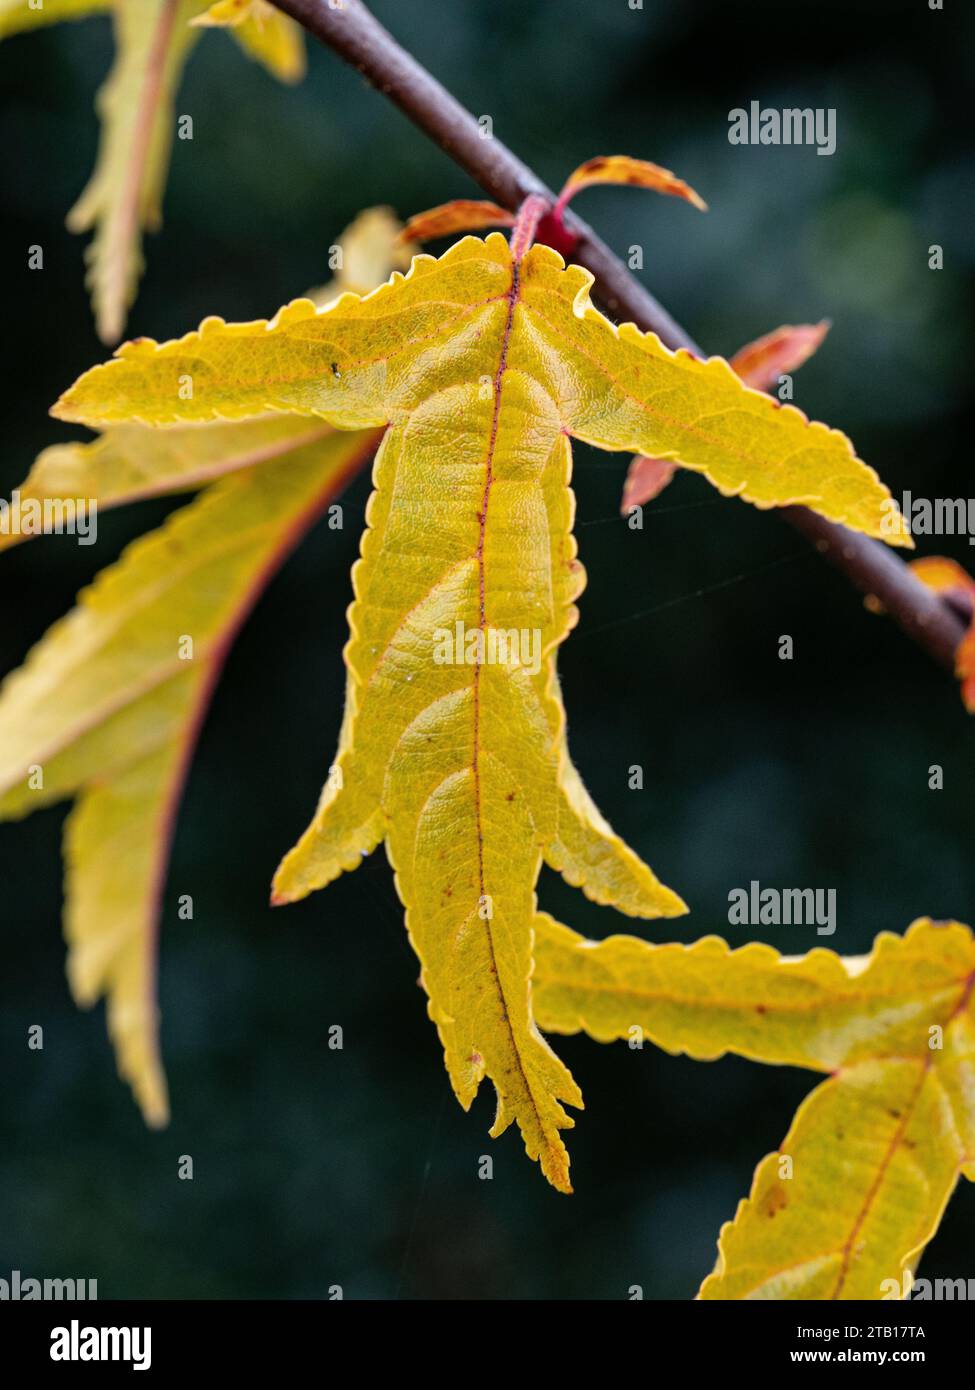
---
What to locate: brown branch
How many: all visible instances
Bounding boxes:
[271,0,965,675]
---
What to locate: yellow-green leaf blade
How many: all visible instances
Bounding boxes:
[53,236,514,428]
[546,748,687,918]
[270,378,608,1189]
[0,0,110,37]
[56,234,908,545]
[67,0,202,343]
[699,1057,964,1299]
[64,739,195,1127]
[0,429,376,1122]
[533,915,975,1069]
[0,414,336,552]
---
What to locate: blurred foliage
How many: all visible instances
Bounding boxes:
[1,0,974,1299]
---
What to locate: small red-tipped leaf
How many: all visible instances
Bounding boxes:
[398,199,515,244]
[555,155,707,215]
[729,320,831,391]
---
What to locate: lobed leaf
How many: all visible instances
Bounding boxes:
[47,231,909,1188]
[53,235,910,544]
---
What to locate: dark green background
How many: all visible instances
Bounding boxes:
[1,0,974,1299]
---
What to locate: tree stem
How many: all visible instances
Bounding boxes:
[270,0,965,676]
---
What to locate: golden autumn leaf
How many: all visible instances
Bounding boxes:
[910,556,975,712]
[533,915,975,1294]
[51,228,909,1189]
[3,0,305,342]
[53,235,908,545]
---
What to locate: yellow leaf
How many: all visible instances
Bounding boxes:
[532,914,975,1294]
[66,0,203,344]
[308,206,416,304]
[0,428,378,1125]
[0,211,399,1124]
[49,230,908,1189]
[700,1057,967,1300]
[193,0,305,83]
[0,0,111,37]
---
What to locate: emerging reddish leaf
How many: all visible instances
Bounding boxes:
[620,456,676,515]
[554,155,707,215]
[399,199,515,244]
[910,557,975,711]
[729,320,831,391]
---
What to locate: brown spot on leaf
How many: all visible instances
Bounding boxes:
[761,1184,789,1219]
